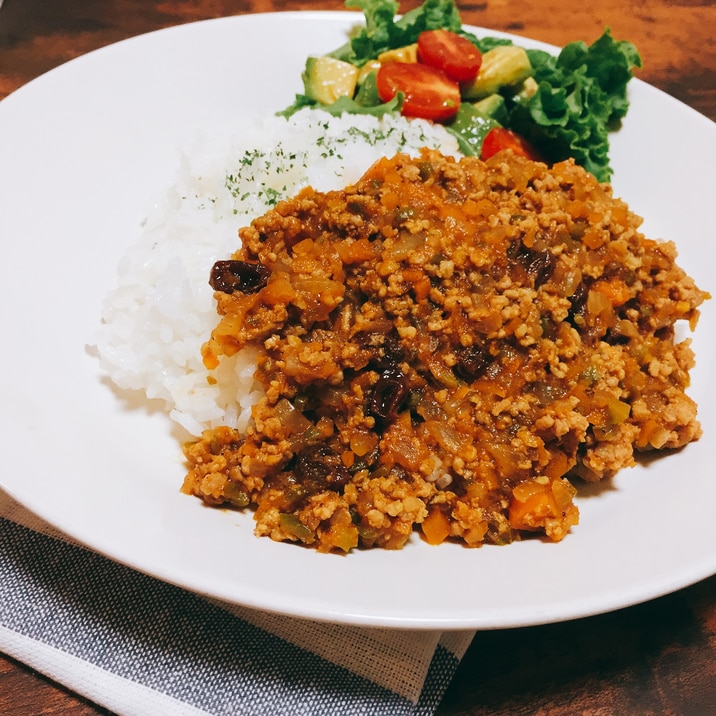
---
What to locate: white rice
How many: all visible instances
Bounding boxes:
[94,109,460,437]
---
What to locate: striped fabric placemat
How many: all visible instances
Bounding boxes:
[0,490,474,715]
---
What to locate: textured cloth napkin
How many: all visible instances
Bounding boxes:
[0,489,474,715]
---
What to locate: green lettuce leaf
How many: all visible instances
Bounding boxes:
[276,94,319,118]
[506,29,642,181]
[312,92,404,117]
[329,0,462,65]
[471,36,513,53]
[277,92,404,119]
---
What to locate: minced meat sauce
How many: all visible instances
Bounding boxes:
[181,149,709,552]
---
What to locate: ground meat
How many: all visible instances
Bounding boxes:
[182,149,710,552]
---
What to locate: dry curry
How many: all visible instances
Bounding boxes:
[182,149,708,552]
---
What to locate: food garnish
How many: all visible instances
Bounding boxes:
[281,0,642,181]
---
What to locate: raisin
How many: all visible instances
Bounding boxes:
[294,445,351,492]
[508,240,557,289]
[369,369,409,427]
[525,251,557,288]
[568,282,588,325]
[209,260,270,294]
[454,344,493,382]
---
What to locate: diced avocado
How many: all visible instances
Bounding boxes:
[510,76,539,105]
[461,45,533,100]
[472,94,508,124]
[377,43,418,64]
[302,56,360,105]
[357,59,382,85]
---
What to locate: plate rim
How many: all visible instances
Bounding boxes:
[1,10,714,629]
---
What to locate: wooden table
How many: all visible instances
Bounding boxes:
[1,1,714,713]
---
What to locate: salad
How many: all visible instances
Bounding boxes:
[281,0,642,182]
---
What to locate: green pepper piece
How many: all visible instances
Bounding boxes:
[278,513,315,543]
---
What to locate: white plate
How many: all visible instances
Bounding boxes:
[0,12,714,629]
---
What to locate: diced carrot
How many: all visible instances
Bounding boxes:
[414,276,432,300]
[261,275,296,305]
[567,199,587,219]
[581,226,605,249]
[587,287,612,314]
[422,508,451,545]
[508,483,557,531]
[336,238,376,264]
[402,268,431,301]
[596,278,631,307]
[636,418,657,448]
[544,451,570,480]
[201,344,220,371]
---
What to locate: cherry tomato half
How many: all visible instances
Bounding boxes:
[481,127,543,161]
[376,62,461,122]
[417,29,482,83]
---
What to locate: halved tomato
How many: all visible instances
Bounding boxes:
[376,62,461,122]
[481,127,543,161]
[417,29,482,83]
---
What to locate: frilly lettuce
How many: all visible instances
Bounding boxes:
[328,0,463,65]
[509,30,642,181]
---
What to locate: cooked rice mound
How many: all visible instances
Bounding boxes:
[182,149,709,552]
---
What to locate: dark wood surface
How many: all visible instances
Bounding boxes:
[1,1,714,714]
